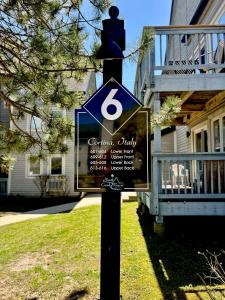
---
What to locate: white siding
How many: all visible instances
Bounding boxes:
[9,74,96,196]
[171,0,201,25]
[171,0,225,25]
[176,126,191,153]
[151,131,176,153]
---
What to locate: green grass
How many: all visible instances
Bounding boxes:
[0,203,224,299]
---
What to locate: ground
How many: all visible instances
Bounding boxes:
[0,195,80,216]
[0,202,225,299]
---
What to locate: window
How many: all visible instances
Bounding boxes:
[50,156,64,175]
[28,156,41,176]
[31,116,42,130]
[213,119,220,152]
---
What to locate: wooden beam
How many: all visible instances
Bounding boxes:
[169,117,185,125]
[206,91,225,110]
[180,91,194,104]
[181,103,205,112]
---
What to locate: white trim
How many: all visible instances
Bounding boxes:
[25,154,43,178]
[211,111,225,153]
[191,122,207,152]
[27,115,43,132]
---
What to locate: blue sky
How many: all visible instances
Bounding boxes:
[97,0,172,91]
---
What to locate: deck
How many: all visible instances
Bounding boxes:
[136,25,225,219]
[140,153,225,217]
[135,25,225,125]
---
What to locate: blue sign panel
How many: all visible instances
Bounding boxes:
[83,78,142,135]
[75,78,150,192]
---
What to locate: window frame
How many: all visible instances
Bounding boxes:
[27,115,43,132]
[211,113,225,153]
[48,155,65,176]
[26,155,43,178]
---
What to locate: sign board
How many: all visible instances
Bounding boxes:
[75,78,150,192]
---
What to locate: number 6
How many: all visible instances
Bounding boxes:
[101,89,122,121]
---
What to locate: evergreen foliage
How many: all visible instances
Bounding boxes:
[0,0,111,160]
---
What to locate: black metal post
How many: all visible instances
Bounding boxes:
[97,6,125,300]
[100,55,123,300]
[100,192,121,300]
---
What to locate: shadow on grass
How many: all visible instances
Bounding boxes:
[0,195,80,214]
[138,210,225,300]
[64,288,89,300]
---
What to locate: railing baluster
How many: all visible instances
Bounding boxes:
[177,161,180,194]
[192,34,195,66]
[190,160,194,194]
[160,34,162,66]
[197,160,200,194]
[179,34,182,61]
[159,161,162,194]
[172,34,175,64]
[166,34,169,65]
[218,160,221,193]
[198,33,201,65]
[223,33,225,64]
[185,34,188,66]
[217,33,220,64]
[164,161,167,194]
[184,161,187,194]
[204,33,207,64]
[170,161,174,194]
[210,33,214,64]
[211,160,214,194]
[204,160,207,194]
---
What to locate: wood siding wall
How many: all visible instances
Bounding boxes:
[176,126,191,153]
[9,75,96,196]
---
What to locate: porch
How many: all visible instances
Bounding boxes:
[136,25,225,220]
[142,153,225,217]
[136,25,225,98]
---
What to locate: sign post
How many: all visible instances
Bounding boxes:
[75,6,150,300]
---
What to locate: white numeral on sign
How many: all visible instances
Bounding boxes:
[101,89,122,121]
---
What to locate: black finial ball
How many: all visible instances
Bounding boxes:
[109,6,119,19]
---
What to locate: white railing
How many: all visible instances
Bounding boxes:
[138,25,225,90]
[47,178,66,192]
[152,153,225,200]
[0,178,8,195]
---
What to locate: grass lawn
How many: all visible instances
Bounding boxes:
[0,202,225,300]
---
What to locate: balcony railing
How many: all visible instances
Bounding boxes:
[0,178,8,195]
[137,25,225,94]
[152,153,225,201]
[47,177,66,193]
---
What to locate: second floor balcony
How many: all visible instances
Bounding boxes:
[135,25,225,103]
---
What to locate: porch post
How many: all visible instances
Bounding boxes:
[151,92,161,215]
[153,92,161,153]
[152,92,164,234]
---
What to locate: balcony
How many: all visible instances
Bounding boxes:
[135,25,225,112]
[140,153,225,216]
[46,177,66,194]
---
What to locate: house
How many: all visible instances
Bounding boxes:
[134,0,225,229]
[0,100,10,195]
[0,72,96,197]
